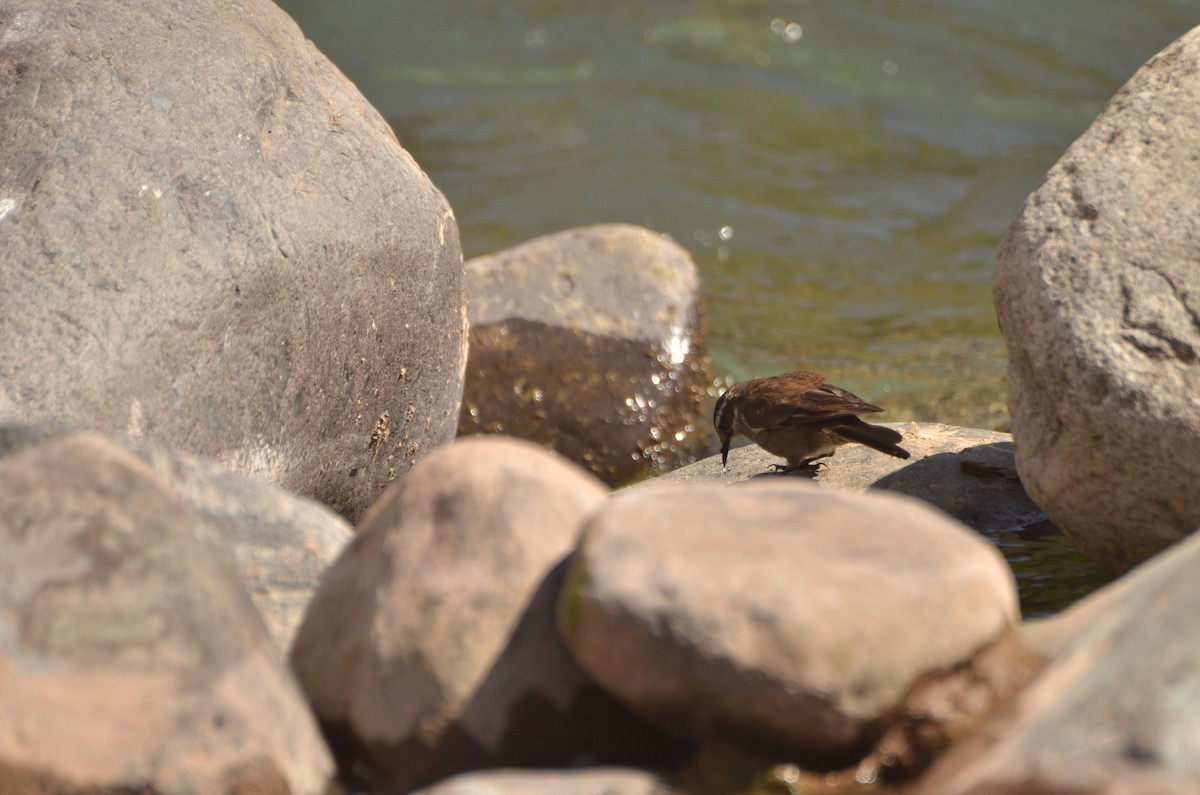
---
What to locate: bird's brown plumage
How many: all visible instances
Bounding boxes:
[713,370,909,474]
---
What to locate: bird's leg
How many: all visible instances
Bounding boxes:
[770,458,824,477]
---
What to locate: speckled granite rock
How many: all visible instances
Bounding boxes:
[994,25,1200,574]
[0,422,353,660]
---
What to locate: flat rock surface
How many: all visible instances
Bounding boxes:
[640,422,1047,536]
[994,24,1200,574]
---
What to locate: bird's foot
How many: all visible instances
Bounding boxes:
[770,461,824,477]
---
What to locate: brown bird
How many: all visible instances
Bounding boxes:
[713,370,910,474]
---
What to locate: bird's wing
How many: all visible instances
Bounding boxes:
[740,380,883,429]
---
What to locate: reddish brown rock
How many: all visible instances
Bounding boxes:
[0,433,332,794]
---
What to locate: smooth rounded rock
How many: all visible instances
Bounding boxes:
[0,433,333,794]
[0,0,466,524]
[994,25,1200,573]
[458,224,710,485]
[559,481,1020,761]
[290,436,682,793]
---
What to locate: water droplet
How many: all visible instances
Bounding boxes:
[719,225,734,240]
[784,22,802,41]
[525,28,550,47]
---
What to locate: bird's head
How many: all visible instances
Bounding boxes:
[713,389,735,467]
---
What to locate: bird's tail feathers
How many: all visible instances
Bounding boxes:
[835,420,911,460]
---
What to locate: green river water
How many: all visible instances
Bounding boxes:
[273,1,1196,612]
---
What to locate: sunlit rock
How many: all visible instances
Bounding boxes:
[0,422,353,661]
[0,434,333,794]
[0,0,466,524]
[994,25,1200,573]
[558,481,1022,764]
[410,768,673,795]
[290,437,683,793]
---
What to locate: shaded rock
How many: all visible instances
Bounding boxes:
[914,527,1200,794]
[994,26,1200,574]
[0,0,466,524]
[0,433,332,794]
[290,436,685,793]
[558,481,1020,763]
[410,768,672,795]
[458,224,710,485]
[0,422,353,659]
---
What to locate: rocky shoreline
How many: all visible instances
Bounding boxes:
[3,1,1200,794]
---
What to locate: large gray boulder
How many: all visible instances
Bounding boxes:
[458,224,710,485]
[994,26,1200,573]
[0,433,333,794]
[290,437,682,793]
[0,0,466,523]
[559,481,1021,763]
[914,524,1200,795]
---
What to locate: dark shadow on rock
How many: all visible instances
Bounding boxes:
[458,318,708,485]
[870,443,1112,618]
[0,421,77,459]
[870,442,1045,536]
